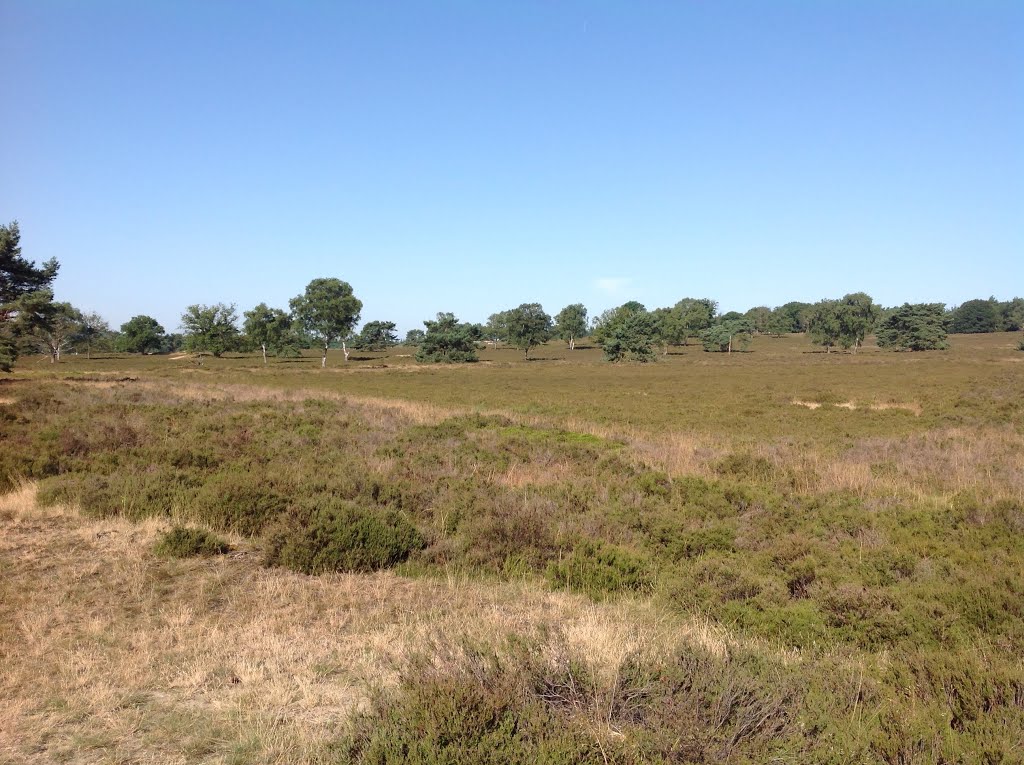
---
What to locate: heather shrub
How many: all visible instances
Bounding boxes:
[154,526,230,558]
[546,541,652,598]
[265,501,424,574]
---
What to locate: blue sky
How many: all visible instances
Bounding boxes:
[3,1,1022,334]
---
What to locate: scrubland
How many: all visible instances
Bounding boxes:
[1,332,1022,763]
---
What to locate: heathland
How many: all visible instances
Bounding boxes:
[1,331,1022,764]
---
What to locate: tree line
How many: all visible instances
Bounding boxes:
[2,220,1022,371]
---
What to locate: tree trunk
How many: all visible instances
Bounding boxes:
[569,336,575,351]
[342,340,349,361]
[321,345,327,368]
[727,335,732,354]
[261,343,267,365]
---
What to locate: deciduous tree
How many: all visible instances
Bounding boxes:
[74,311,112,359]
[290,278,362,367]
[181,303,240,357]
[31,301,83,362]
[118,315,166,354]
[243,303,295,364]
[503,303,553,358]
[553,303,588,350]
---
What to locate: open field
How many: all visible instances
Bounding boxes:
[2,332,1023,763]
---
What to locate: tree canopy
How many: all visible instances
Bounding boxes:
[118,315,166,354]
[876,303,949,351]
[1,221,61,372]
[181,303,240,357]
[416,312,479,363]
[243,303,297,363]
[352,320,399,351]
[290,278,362,366]
[592,302,658,362]
[503,303,553,358]
[553,303,588,350]
[701,318,754,353]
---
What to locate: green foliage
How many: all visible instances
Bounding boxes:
[181,303,240,357]
[0,221,60,371]
[403,328,425,346]
[416,312,479,363]
[547,541,652,597]
[0,220,59,304]
[951,298,1000,334]
[117,315,166,354]
[744,305,773,334]
[876,303,949,351]
[352,320,398,351]
[502,303,553,358]
[1001,297,1024,331]
[341,660,607,765]
[290,277,363,365]
[154,526,230,558]
[342,640,805,765]
[194,471,289,536]
[700,318,753,352]
[594,303,658,362]
[243,303,298,360]
[73,311,113,358]
[806,293,879,352]
[265,502,423,574]
[775,301,812,333]
[553,303,588,349]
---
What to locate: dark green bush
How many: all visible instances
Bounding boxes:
[265,502,424,575]
[154,526,230,558]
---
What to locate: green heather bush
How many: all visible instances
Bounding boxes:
[341,669,606,765]
[341,640,806,765]
[193,470,289,536]
[265,501,424,574]
[546,541,652,598]
[154,526,230,558]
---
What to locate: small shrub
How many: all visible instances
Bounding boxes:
[672,526,737,560]
[714,453,774,483]
[193,470,288,536]
[547,541,653,598]
[265,502,424,575]
[341,666,607,764]
[154,526,230,558]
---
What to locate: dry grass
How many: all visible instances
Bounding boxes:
[0,485,766,764]
[58,378,1020,505]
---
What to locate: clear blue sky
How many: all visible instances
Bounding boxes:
[3,0,1022,335]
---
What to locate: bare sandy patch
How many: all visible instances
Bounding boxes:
[791,399,822,409]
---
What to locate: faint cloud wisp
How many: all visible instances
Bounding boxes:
[594,277,632,296]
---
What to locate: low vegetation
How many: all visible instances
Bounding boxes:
[1,332,1022,763]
